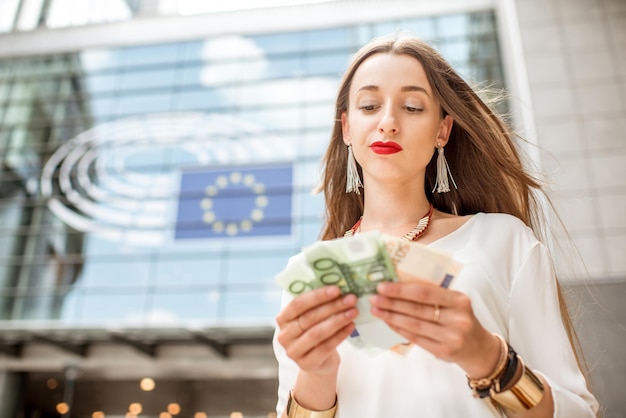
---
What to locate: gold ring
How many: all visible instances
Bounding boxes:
[296,317,305,333]
[433,305,441,323]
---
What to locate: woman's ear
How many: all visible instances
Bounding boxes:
[341,112,351,145]
[437,114,454,147]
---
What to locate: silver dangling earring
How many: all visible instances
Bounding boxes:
[346,144,363,194]
[432,143,457,193]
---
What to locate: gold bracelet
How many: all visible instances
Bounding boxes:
[467,333,509,396]
[490,357,545,413]
[287,390,337,418]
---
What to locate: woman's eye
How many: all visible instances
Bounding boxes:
[404,106,423,113]
[358,104,377,111]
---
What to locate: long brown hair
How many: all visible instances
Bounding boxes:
[317,35,592,392]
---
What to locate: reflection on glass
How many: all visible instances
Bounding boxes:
[305,53,349,77]
[120,68,177,91]
[120,43,181,67]
[46,0,132,29]
[252,32,303,55]
[78,259,152,288]
[437,13,470,38]
[304,27,350,51]
[0,0,20,33]
[223,289,282,322]
[226,252,294,285]
[401,18,437,40]
[0,10,504,327]
[72,291,150,324]
[156,257,222,285]
[114,92,174,117]
[150,291,220,323]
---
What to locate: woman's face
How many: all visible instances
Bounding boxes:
[342,53,452,188]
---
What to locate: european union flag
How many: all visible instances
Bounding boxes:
[174,164,293,240]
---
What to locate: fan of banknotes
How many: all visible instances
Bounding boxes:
[275,231,462,354]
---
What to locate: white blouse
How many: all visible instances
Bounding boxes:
[273,213,599,417]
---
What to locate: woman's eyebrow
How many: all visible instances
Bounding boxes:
[356,85,379,92]
[355,84,430,97]
[401,85,430,96]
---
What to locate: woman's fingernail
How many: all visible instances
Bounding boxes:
[345,308,357,318]
[343,294,356,304]
[370,295,380,305]
[326,286,339,296]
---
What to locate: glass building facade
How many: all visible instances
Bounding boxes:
[0,7,506,417]
[0,11,504,328]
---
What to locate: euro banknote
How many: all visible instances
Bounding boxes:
[275,231,462,352]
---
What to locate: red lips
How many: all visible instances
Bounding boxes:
[370,141,403,155]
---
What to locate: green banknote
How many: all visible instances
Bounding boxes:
[304,231,397,296]
[275,231,462,352]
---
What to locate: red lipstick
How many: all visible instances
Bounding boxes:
[370,141,403,155]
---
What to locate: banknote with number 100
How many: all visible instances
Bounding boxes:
[275,231,463,353]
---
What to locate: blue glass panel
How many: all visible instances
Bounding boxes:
[113,91,174,116]
[298,191,325,219]
[237,79,301,106]
[304,28,350,51]
[83,234,152,256]
[226,251,294,285]
[253,32,303,55]
[373,21,401,38]
[222,288,282,322]
[150,290,220,322]
[239,107,302,130]
[74,290,149,324]
[0,59,15,78]
[0,81,10,101]
[438,39,471,64]
[470,37,498,60]
[350,25,372,48]
[437,13,470,39]
[120,67,177,91]
[80,49,124,72]
[120,43,181,68]
[469,11,495,35]
[305,52,348,77]
[400,17,437,40]
[4,105,30,124]
[179,64,203,87]
[299,218,323,243]
[301,129,331,157]
[89,96,115,119]
[78,259,152,287]
[176,87,230,111]
[59,288,82,323]
[85,73,122,94]
[265,56,304,79]
[156,256,222,285]
[303,103,333,130]
[180,40,204,63]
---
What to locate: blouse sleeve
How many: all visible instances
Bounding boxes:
[508,243,599,417]
[273,290,299,416]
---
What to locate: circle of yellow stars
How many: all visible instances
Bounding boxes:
[201,171,268,236]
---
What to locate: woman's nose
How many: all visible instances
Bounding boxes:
[377,109,399,135]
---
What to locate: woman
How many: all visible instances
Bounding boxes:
[273,36,599,417]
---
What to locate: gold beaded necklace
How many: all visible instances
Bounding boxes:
[343,204,434,241]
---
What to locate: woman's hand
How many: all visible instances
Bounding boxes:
[369,272,501,379]
[276,285,358,377]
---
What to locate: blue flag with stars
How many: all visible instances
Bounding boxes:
[175,164,293,240]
